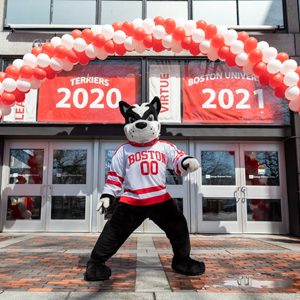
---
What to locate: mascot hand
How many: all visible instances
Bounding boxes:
[96,197,110,214]
[182,157,200,173]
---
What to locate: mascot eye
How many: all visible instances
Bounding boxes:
[147,115,155,121]
[128,117,136,123]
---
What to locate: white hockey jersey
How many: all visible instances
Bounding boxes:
[102,139,189,206]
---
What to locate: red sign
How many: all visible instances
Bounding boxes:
[38,61,141,123]
[183,62,290,124]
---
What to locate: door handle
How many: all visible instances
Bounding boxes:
[234,187,241,203]
[241,186,247,203]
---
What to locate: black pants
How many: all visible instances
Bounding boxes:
[91,199,191,262]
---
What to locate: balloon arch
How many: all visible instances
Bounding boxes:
[1,16,300,118]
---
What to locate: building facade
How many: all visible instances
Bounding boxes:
[0,0,299,236]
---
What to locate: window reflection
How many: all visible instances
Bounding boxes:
[147,1,188,19]
[203,198,237,221]
[7,196,41,220]
[9,149,44,184]
[51,196,85,219]
[247,199,282,221]
[201,151,236,185]
[53,150,87,184]
[245,151,279,186]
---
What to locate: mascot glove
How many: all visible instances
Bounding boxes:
[96,197,110,214]
[182,158,200,173]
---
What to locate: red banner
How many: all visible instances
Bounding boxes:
[183,62,290,124]
[38,61,141,123]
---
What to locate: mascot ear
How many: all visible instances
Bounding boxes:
[119,101,131,118]
[150,96,161,115]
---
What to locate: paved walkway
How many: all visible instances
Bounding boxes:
[0,233,299,299]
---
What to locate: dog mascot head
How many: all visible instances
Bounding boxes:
[119,97,161,144]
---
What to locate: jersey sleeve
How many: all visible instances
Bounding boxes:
[165,143,189,176]
[102,146,125,197]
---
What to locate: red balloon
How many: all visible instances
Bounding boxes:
[205,24,217,39]
[143,35,153,48]
[164,18,176,34]
[77,51,90,65]
[154,16,164,26]
[54,45,67,59]
[33,67,46,80]
[189,42,200,56]
[211,34,224,48]
[196,20,207,30]
[244,37,257,53]
[225,52,237,67]
[0,72,6,82]
[181,37,192,50]
[115,43,127,56]
[104,40,115,54]
[173,27,185,41]
[112,21,123,31]
[1,92,15,105]
[134,27,146,41]
[13,89,26,103]
[82,29,94,44]
[259,74,269,86]
[152,38,164,52]
[5,65,19,79]
[94,34,106,48]
[66,49,79,64]
[237,31,249,43]
[71,29,82,39]
[274,84,287,98]
[42,42,55,57]
[122,21,135,35]
[248,49,263,63]
[20,65,33,78]
[276,52,289,63]
[253,62,267,76]
[269,73,284,88]
[218,46,230,60]
[44,66,57,80]
[31,47,43,56]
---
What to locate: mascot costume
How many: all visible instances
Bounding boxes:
[85,97,205,281]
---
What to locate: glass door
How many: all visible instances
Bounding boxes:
[46,141,92,232]
[2,141,48,231]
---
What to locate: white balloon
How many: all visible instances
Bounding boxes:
[124,37,135,51]
[224,29,238,46]
[133,40,146,53]
[113,30,126,44]
[162,35,172,49]
[267,59,282,74]
[262,47,278,63]
[62,59,74,71]
[91,25,103,35]
[23,53,37,68]
[0,105,11,116]
[230,40,244,54]
[132,18,143,27]
[217,25,228,35]
[243,62,254,75]
[143,18,155,34]
[102,24,114,40]
[2,78,17,92]
[0,83,3,94]
[288,99,300,112]
[257,41,269,50]
[280,59,298,75]
[85,44,97,58]
[235,52,249,66]
[283,71,300,87]
[200,40,211,54]
[16,79,31,92]
[95,47,108,60]
[171,40,182,53]
[175,18,185,27]
[12,59,23,69]
[50,57,64,71]
[153,25,166,39]
[191,29,205,43]
[37,53,51,68]
[50,36,61,47]
[30,78,41,89]
[73,38,87,52]
[207,46,218,61]
[184,20,196,36]
[285,86,300,101]
[61,34,74,49]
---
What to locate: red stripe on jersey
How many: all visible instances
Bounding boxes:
[175,164,182,176]
[119,193,172,206]
[107,171,124,183]
[105,179,122,188]
[124,185,165,195]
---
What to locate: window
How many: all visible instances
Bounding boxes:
[147,1,188,19]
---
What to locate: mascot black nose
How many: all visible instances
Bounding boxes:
[135,122,147,129]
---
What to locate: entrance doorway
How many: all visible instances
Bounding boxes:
[195,143,288,234]
[1,140,92,232]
